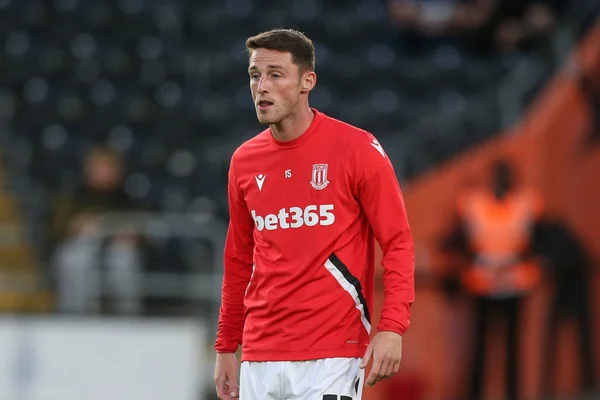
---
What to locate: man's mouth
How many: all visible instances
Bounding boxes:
[257,100,273,110]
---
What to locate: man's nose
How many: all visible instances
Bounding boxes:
[257,76,269,93]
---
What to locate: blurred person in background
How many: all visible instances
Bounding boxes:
[388,0,564,56]
[48,145,143,315]
[465,0,565,55]
[579,47,600,151]
[535,219,598,398]
[388,0,496,55]
[441,159,544,400]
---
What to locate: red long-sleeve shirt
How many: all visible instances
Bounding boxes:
[215,109,415,361]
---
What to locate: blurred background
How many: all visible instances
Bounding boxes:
[0,0,599,399]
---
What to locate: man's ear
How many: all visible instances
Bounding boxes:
[301,71,317,92]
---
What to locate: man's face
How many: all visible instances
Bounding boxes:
[84,153,122,192]
[248,49,304,125]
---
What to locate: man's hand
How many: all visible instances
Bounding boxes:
[214,353,240,399]
[360,331,403,387]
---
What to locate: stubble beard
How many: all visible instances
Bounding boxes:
[257,104,288,125]
[255,91,300,125]
[256,111,276,125]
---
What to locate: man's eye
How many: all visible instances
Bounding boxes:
[271,74,281,79]
[250,74,260,80]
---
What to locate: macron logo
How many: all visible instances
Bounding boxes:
[255,174,266,191]
[370,139,386,158]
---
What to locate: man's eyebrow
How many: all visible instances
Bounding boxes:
[248,65,285,72]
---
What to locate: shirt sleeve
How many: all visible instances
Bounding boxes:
[352,134,415,336]
[215,155,255,353]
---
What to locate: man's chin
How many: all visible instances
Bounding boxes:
[256,114,277,125]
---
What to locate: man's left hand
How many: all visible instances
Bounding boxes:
[360,331,403,387]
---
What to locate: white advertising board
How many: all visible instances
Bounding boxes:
[0,317,208,400]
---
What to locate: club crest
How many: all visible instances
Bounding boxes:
[310,164,329,190]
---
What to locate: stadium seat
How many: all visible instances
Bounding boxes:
[2,0,554,222]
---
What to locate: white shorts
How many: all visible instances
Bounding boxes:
[240,357,364,400]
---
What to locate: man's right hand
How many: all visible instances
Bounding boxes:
[214,353,240,399]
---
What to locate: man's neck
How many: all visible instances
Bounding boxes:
[270,106,315,142]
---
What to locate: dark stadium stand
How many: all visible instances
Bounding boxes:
[1,0,568,216]
[0,0,595,301]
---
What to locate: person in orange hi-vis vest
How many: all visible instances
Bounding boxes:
[445,159,544,400]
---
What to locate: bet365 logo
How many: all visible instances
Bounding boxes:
[251,204,335,231]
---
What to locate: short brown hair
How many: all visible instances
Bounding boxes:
[245,29,316,73]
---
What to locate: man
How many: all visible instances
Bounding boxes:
[214,29,415,400]
[444,160,543,400]
[537,219,597,398]
[50,146,143,315]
